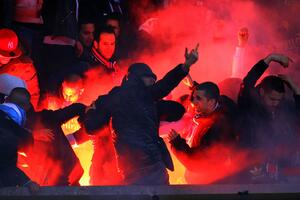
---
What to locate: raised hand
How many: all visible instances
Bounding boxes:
[238,27,249,47]
[264,53,293,68]
[184,43,199,68]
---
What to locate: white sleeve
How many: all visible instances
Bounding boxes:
[231,46,246,78]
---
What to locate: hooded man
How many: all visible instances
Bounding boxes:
[84,45,199,185]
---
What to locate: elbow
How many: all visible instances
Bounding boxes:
[84,121,99,135]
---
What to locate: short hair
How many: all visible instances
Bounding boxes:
[95,26,116,42]
[6,87,31,109]
[63,74,83,84]
[104,13,121,23]
[191,82,220,101]
[78,19,96,31]
[260,75,285,93]
[62,74,83,89]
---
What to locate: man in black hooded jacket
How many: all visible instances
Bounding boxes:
[84,45,199,185]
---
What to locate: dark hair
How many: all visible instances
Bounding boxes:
[95,26,116,42]
[7,87,31,109]
[260,75,285,93]
[78,19,96,29]
[104,13,121,23]
[191,82,220,101]
[63,74,83,84]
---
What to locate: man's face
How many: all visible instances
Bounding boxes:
[62,83,83,103]
[106,19,120,38]
[97,33,116,60]
[141,76,156,86]
[191,90,215,114]
[0,54,12,65]
[79,23,95,47]
[260,89,284,113]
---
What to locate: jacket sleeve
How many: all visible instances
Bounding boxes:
[84,95,111,134]
[231,46,246,78]
[52,103,86,124]
[157,100,186,122]
[238,59,269,108]
[170,135,214,172]
[150,64,188,100]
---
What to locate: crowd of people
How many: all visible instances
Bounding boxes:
[0,0,299,193]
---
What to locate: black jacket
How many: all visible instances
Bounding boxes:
[170,95,238,171]
[0,110,33,187]
[84,64,188,179]
[237,60,300,150]
[25,103,86,185]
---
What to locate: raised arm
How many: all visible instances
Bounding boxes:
[231,27,249,78]
[238,53,293,107]
[150,44,199,100]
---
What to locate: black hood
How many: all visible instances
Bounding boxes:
[127,63,157,81]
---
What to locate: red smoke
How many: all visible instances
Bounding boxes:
[170,143,260,184]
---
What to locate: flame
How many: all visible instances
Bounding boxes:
[18,151,27,157]
[168,152,187,184]
[61,117,81,135]
[61,117,93,186]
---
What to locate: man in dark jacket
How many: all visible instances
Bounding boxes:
[236,53,300,183]
[0,88,39,191]
[84,45,198,185]
[21,103,86,186]
[168,82,238,184]
[87,99,186,185]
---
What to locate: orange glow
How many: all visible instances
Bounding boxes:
[61,117,81,135]
[62,86,84,104]
[168,147,187,184]
[46,96,61,111]
[72,141,93,185]
[61,116,93,186]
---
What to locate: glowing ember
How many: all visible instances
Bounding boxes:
[18,152,27,157]
[20,164,29,168]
